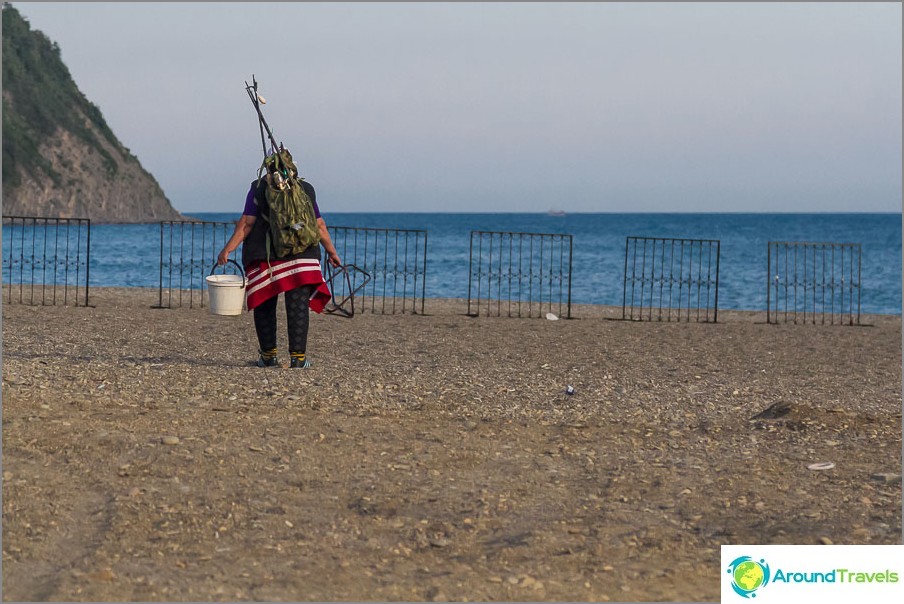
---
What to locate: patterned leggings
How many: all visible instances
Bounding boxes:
[252,285,314,354]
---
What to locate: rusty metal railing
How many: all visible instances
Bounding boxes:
[767,241,862,325]
[327,226,427,314]
[623,236,720,322]
[467,230,573,318]
[2,215,91,307]
[156,220,239,309]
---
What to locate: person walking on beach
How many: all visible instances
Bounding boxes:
[217,156,342,368]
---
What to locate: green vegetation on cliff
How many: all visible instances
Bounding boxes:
[2,2,121,190]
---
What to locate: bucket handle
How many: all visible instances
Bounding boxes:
[209,259,246,288]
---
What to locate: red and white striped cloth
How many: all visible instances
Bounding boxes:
[244,257,332,312]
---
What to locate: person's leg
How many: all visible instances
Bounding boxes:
[285,285,314,368]
[253,295,280,366]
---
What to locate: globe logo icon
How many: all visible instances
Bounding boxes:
[727,556,771,598]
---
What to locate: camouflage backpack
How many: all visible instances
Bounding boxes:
[256,147,320,260]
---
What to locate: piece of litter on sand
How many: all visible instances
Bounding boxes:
[870,472,902,484]
[565,385,576,395]
[807,462,835,471]
[545,313,559,321]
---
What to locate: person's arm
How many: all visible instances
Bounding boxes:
[217,215,256,265]
[317,217,342,267]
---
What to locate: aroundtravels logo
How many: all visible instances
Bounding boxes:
[726,556,771,598]
[722,545,904,603]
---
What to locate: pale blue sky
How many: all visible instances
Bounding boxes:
[10,2,903,213]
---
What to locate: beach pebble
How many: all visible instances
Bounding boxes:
[545,313,559,321]
[161,436,180,445]
[86,568,116,582]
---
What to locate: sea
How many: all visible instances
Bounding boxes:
[3,212,901,315]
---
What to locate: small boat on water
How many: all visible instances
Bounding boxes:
[547,209,566,217]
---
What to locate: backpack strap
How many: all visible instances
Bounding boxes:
[250,172,275,271]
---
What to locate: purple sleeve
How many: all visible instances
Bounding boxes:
[305,180,322,218]
[242,183,259,217]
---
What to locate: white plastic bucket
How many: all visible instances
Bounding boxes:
[206,261,246,316]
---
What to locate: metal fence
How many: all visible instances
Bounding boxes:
[157,220,239,309]
[2,215,92,307]
[467,230,573,318]
[766,241,862,325]
[622,236,721,322]
[322,263,372,318]
[328,226,428,314]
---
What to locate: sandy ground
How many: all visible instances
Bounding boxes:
[2,287,901,602]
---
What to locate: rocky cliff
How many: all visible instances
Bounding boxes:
[2,3,185,223]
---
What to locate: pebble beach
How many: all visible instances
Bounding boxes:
[2,287,901,601]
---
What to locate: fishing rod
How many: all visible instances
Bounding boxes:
[244,76,282,160]
[246,78,268,159]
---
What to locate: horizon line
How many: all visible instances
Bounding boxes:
[182,209,904,216]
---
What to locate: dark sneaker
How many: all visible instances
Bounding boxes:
[290,358,311,369]
[257,355,280,368]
